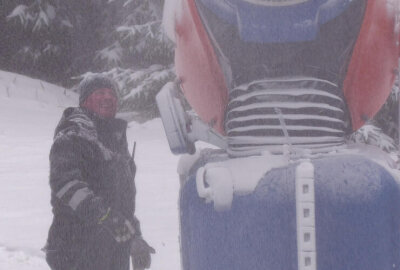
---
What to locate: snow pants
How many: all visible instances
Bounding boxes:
[180,154,400,270]
[46,228,130,270]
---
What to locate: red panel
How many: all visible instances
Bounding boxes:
[174,0,229,134]
[343,0,398,131]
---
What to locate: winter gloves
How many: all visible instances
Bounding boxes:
[98,207,136,243]
[130,236,156,270]
[97,207,155,269]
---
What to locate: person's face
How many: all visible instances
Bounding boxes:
[82,88,118,119]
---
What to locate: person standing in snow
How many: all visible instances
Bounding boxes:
[44,74,155,270]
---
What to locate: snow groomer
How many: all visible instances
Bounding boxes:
[157,0,400,269]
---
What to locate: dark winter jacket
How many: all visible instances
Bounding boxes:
[46,107,139,255]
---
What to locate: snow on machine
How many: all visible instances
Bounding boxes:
[158,0,400,269]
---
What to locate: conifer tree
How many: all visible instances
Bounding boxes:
[3,0,174,119]
[89,0,175,119]
[4,0,73,83]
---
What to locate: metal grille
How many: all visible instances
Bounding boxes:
[225,77,348,156]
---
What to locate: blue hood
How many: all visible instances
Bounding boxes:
[197,0,354,42]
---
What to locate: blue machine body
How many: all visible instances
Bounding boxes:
[197,0,354,42]
[180,154,400,270]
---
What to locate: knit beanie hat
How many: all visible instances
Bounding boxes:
[78,74,119,106]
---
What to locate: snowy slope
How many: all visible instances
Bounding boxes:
[0,71,181,270]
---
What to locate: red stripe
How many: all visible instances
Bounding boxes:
[344,0,398,130]
[175,0,228,134]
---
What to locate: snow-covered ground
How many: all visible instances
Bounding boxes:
[0,70,181,270]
